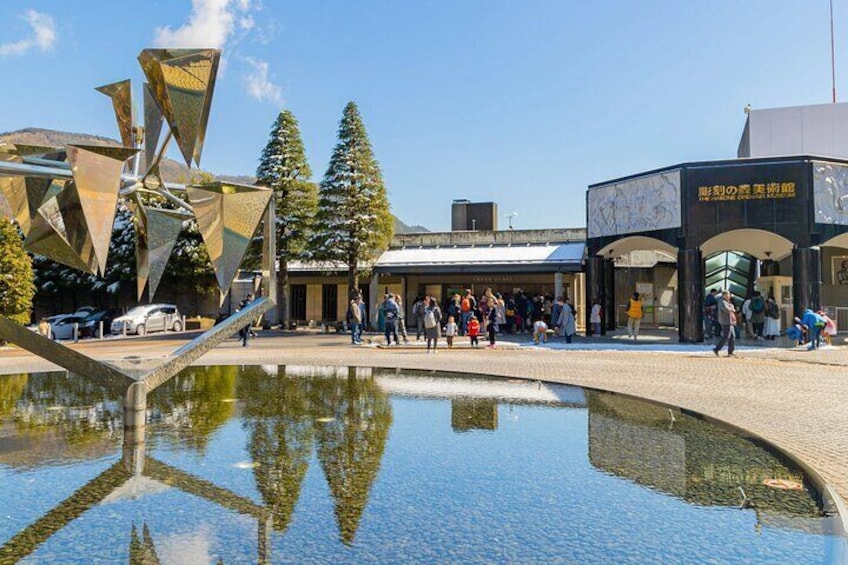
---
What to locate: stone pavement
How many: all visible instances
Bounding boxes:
[1,329,846,514]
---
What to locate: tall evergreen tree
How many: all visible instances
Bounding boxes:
[255,110,316,325]
[309,102,393,298]
[0,218,35,325]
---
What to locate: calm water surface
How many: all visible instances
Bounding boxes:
[0,366,843,564]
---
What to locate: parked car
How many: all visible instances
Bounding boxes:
[111,304,182,336]
[50,315,87,340]
[74,306,98,318]
[79,310,114,338]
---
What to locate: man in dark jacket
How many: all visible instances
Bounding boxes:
[238,293,253,347]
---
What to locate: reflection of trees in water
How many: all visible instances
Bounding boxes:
[310,368,392,545]
[129,522,160,565]
[238,366,314,533]
[0,373,28,418]
[148,366,237,454]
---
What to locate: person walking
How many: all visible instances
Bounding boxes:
[557,298,576,344]
[237,293,254,347]
[395,294,410,343]
[423,297,442,353]
[626,292,644,340]
[347,295,363,344]
[713,290,737,357]
[383,294,400,346]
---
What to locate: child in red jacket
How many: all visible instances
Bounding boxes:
[467,315,480,348]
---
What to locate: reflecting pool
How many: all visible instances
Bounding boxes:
[0,366,843,563]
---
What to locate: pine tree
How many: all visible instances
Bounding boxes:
[0,218,35,325]
[309,102,393,297]
[255,109,316,325]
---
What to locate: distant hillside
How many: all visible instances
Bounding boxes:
[0,127,206,184]
[0,127,429,232]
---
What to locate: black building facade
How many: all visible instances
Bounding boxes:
[585,156,848,342]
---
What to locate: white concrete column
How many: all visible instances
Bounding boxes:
[370,272,379,329]
[261,194,279,326]
[554,271,564,299]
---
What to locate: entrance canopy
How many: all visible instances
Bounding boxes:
[700,229,794,260]
[595,236,677,260]
[373,242,585,275]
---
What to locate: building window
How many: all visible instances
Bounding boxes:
[291,285,306,321]
[322,284,338,321]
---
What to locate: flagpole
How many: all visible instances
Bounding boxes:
[831,0,837,102]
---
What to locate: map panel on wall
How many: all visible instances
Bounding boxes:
[813,161,848,225]
[587,170,681,238]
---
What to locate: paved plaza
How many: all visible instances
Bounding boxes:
[1,330,846,515]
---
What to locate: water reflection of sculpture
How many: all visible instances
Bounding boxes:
[148,365,237,453]
[0,367,394,560]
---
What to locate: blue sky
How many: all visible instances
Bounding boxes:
[0,1,845,231]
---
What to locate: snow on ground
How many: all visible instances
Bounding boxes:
[520,340,833,354]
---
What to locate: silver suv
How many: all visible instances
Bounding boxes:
[111,304,182,336]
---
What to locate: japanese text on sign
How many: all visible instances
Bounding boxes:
[697,182,796,202]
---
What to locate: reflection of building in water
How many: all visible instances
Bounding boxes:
[451,399,498,432]
[0,371,122,468]
[586,391,836,534]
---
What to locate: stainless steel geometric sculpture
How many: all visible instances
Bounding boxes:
[138,48,220,168]
[24,181,101,274]
[187,181,273,299]
[66,144,140,275]
[95,79,134,148]
[0,47,269,300]
[133,204,190,300]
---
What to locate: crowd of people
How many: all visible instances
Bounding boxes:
[351,288,588,351]
[703,287,837,354]
[342,286,838,352]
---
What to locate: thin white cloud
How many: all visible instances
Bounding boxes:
[153,0,253,48]
[0,10,57,57]
[243,57,283,105]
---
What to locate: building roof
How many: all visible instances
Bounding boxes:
[373,242,585,274]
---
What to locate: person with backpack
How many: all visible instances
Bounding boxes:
[423,297,442,353]
[383,294,400,346]
[504,295,516,334]
[460,290,474,336]
[749,291,766,339]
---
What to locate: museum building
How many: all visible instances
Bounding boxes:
[586,102,848,342]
